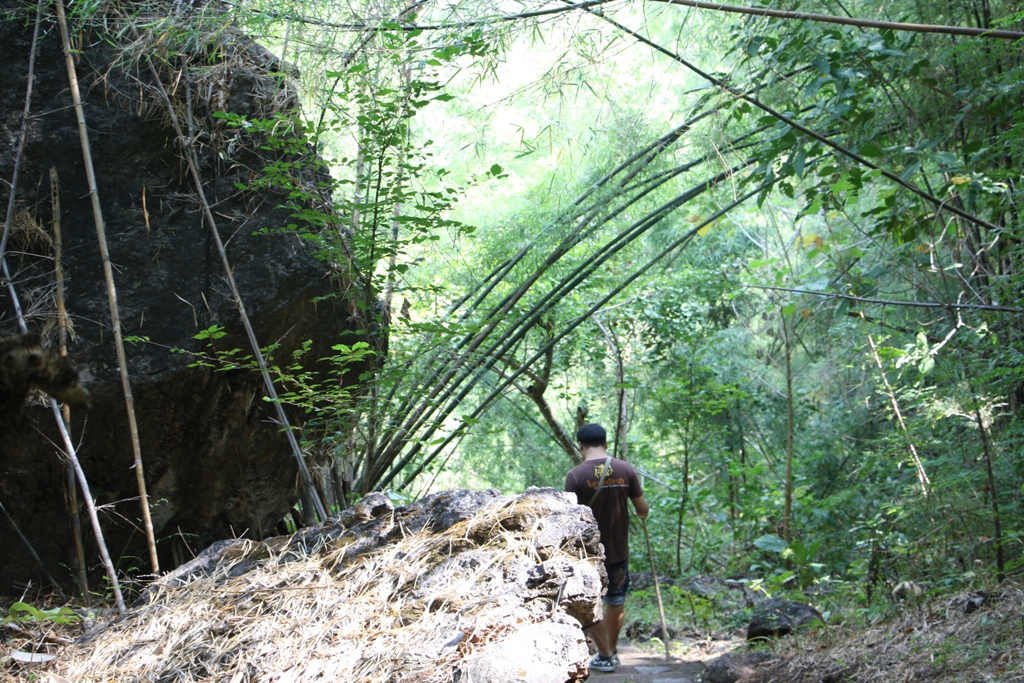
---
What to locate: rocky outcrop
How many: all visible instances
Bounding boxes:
[56,488,604,683]
[0,0,373,588]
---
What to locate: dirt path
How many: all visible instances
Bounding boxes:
[588,638,736,683]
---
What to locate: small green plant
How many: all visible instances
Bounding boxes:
[2,601,80,626]
[628,584,731,637]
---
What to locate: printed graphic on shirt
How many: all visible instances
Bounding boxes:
[586,462,629,489]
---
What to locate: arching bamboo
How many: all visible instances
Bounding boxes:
[395,184,766,489]
[585,7,1001,233]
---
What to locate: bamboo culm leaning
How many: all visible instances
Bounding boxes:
[54,0,160,575]
[140,53,329,523]
[1,0,124,610]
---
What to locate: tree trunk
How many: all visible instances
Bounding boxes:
[867,334,931,497]
[675,445,690,576]
[782,312,794,545]
[971,395,1006,582]
[500,345,580,465]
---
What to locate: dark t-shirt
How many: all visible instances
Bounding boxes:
[565,456,643,565]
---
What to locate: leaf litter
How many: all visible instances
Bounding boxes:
[747,582,1024,683]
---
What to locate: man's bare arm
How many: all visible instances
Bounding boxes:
[631,495,649,519]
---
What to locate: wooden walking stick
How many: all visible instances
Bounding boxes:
[640,517,671,660]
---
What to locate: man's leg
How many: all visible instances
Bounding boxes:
[597,559,629,657]
[604,603,625,654]
[590,611,613,657]
[589,604,625,657]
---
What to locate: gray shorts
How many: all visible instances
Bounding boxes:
[604,559,629,606]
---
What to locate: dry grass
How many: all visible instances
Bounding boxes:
[753,582,1024,683]
[110,3,300,122]
[4,490,595,683]
[6,208,52,255]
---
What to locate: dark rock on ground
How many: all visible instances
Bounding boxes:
[680,575,724,596]
[953,590,991,613]
[746,599,823,640]
[630,570,679,592]
[0,0,375,589]
[703,651,783,683]
[626,619,680,642]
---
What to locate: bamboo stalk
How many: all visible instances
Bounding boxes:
[50,398,127,613]
[867,334,931,497]
[640,518,671,660]
[1,0,123,611]
[54,0,160,574]
[2,263,126,613]
[747,285,1024,314]
[1,261,26,322]
[0,0,43,266]
[141,56,327,522]
[969,395,1006,583]
[781,312,794,545]
[51,167,90,601]
[65,436,90,602]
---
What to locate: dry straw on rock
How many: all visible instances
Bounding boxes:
[43,488,600,683]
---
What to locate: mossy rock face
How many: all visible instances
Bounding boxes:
[0,0,376,589]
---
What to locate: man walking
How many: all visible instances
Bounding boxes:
[565,423,649,673]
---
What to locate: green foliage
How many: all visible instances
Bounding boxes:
[749,535,826,591]
[2,602,79,626]
[88,0,1024,599]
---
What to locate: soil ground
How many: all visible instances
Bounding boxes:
[588,637,739,683]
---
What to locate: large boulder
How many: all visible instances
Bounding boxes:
[0,0,374,588]
[54,488,603,683]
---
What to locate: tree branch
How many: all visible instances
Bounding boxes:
[497,349,580,464]
[578,5,1003,233]
[746,284,1024,314]
[647,0,1024,40]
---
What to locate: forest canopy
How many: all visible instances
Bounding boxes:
[6,0,1024,596]
[213,0,1024,586]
